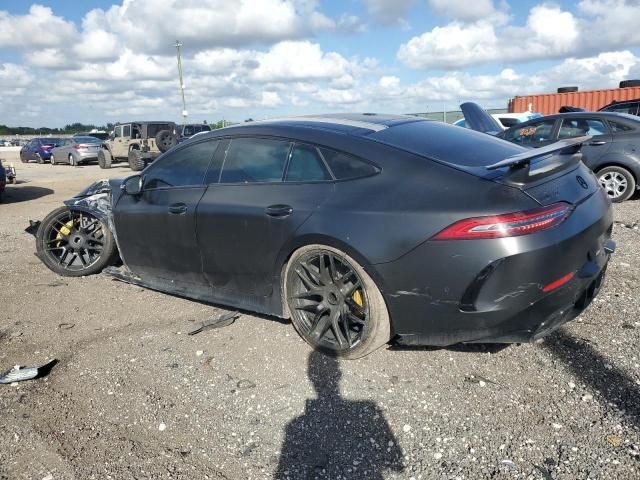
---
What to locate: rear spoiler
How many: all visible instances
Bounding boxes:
[486,136,591,171]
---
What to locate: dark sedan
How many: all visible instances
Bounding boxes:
[497,112,640,202]
[20,137,63,163]
[32,114,614,358]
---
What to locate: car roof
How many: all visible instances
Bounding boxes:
[223,113,426,135]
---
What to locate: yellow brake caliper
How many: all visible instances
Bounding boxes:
[352,289,364,309]
[56,220,75,247]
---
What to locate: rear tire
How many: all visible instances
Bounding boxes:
[69,154,77,167]
[284,245,390,359]
[98,149,112,169]
[128,149,145,171]
[36,153,44,164]
[597,166,636,202]
[35,206,118,277]
[50,154,56,165]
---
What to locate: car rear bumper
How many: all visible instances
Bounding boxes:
[376,189,614,346]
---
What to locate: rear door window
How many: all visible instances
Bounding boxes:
[285,144,331,182]
[558,118,608,138]
[318,148,378,179]
[220,137,291,183]
[144,139,218,189]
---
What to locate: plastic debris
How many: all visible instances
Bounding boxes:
[606,434,622,448]
[188,311,239,335]
[0,359,57,384]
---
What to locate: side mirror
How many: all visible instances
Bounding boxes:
[109,132,115,140]
[121,175,142,195]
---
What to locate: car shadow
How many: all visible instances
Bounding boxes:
[542,329,640,428]
[1,185,54,204]
[274,350,405,479]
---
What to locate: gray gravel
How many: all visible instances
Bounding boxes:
[1,153,639,479]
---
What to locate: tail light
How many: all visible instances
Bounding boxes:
[73,144,90,150]
[432,202,573,240]
[41,145,53,150]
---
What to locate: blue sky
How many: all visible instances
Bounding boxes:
[0,0,639,127]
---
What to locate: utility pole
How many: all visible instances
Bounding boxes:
[174,40,188,124]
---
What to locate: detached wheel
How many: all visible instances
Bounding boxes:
[98,149,112,169]
[128,149,145,171]
[284,245,390,359]
[35,206,117,277]
[156,130,178,153]
[597,166,636,202]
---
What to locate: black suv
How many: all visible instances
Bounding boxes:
[499,112,640,202]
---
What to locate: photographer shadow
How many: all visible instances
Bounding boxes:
[274,350,404,479]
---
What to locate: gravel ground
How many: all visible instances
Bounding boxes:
[1,150,639,480]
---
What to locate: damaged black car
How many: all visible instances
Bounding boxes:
[32,114,615,358]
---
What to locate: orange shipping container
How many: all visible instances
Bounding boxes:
[508,87,640,115]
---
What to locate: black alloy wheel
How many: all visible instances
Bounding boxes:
[36,206,117,277]
[286,245,390,358]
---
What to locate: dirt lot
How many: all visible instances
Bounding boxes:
[1,149,639,480]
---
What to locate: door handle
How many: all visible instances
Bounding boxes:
[589,141,607,146]
[168,203,187,215]
[265,204,293,217]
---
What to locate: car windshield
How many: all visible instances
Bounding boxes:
[147,124,173,137]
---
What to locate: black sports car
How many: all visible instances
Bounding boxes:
[32,114,615,358]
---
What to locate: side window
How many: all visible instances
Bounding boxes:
[114,126,121,138]
[609,121,633,132]
[558,118,607,139]
[144,140,218,189]
[122,125,131,138]
[220,138,291,183]
[183,125,194,137]
[318,148,379,179]
[285,144,331,182]
[504,120,556,145]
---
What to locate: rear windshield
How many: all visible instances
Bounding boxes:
[74,136,101,144]
[370,120,525,167]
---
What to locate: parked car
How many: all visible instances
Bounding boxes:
[496,112,640,202]
[97,121,178,171]
[50,136,102,166]
[19,137,63,163]
[178,123,212,142]
[454,112,542,130]
[31,114,614,358]
[0,160,5,201]
[0,140,9,147]
[598,98,640,116]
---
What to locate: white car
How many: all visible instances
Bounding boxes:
[454,112,542,130]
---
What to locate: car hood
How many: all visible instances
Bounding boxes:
[73,178,122,199]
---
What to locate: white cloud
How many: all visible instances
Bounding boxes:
[0,5,77,49]
[362,0,415,25]
[398,2,638,70]
[427,0,503,22]
[85,0,334,54]
[0,64,34,96]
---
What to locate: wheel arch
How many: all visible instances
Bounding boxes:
[274,234,391,320]
[593,155,640,185]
